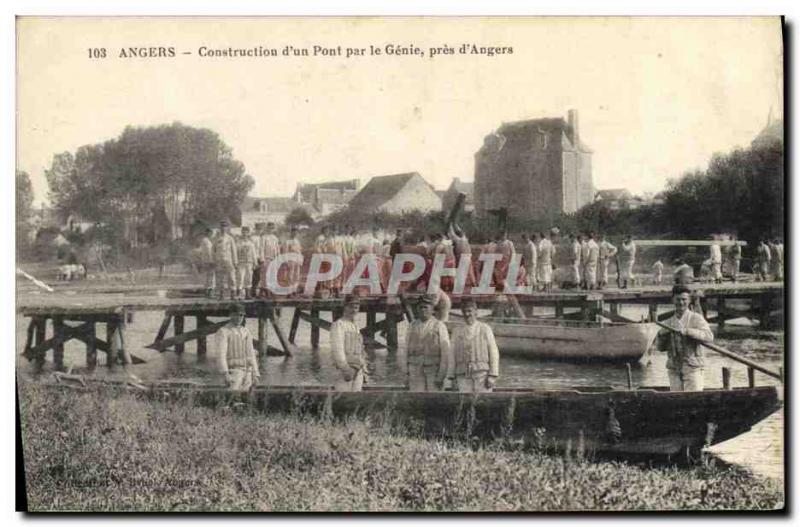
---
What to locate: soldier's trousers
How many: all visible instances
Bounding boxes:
[584,262,597,288]
[237,263,254,292]
[214,261,237,295]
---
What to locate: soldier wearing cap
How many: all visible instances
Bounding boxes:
[217,304,260,391]
[451,299,500,392]
[329,295,368,391]
[405,294,454,392]
[656,285,714,391]
[213,220,238,299]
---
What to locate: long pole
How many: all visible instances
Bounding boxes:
[655,321,781,381]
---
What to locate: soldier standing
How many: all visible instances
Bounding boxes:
[236,226,257,299]
[217,304,260,391]
[199,227,215,298]
[451,300,500,393]
[405,294,453,392]
[329,295,368,391]
[260,222,281,296]
[213,220,238,299]
[598,234,617,289]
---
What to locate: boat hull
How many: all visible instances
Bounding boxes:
[49,380,782,458]
[447,320,660,363]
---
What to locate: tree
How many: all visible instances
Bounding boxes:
[285,207,315,227]
[44,123,254,253]
[16,170,35,254]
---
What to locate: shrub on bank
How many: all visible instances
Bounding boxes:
[18,382,783,512]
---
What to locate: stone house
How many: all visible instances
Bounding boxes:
[293,179,360,217]
[474,109,593,222]
[346,172,442,214]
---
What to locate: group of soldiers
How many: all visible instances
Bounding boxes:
[197,220,303,300]
[215,292,499,393]
[215,283,716,393]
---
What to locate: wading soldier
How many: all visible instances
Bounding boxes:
[217,304,260,391]
[236,227,257,299]
[405,294,454,392]
[329,295,368,391]
[199,227,215,298]
[451,300,500,393]
[656,285,714,391]
[213,220,238,299]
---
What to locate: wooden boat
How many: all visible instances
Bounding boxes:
[446,318,660,363]
[48,376,782,459]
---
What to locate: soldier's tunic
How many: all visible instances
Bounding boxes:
[537,238,554,285]
[330,318,367,391]
[656,310,714,391]
[199,235,215,290]
[405,318,453,392]
[217,323,260,391]
[213,233,238,296]
[450,232,477,288]
[619,241,637,282]
[598,240,617,285]
[584,239,599,288]
[236,236,257,294]
[259,233,281,291]
[451,320,500,393]
[522,240,538,287]
[772,243,784,281]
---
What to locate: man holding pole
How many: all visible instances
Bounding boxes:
[656,285,714,391]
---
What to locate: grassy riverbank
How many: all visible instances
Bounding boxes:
[18,382,783,512]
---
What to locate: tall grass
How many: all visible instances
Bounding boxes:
[18,382,783,512]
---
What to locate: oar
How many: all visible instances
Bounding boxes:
[655,320,782,381]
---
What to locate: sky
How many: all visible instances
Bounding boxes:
[16,17,783,205]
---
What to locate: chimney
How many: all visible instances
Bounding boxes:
[567,109,579,147]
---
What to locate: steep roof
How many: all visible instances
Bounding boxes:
[494,117,592,153]
[347,172,428,211]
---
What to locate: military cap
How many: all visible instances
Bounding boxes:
[343,294,361,306]
[229,303,246,315]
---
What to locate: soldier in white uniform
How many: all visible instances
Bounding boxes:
[213,220,238,299]
[236,226,257,299]
[569,234,582,288]
[584,232,600,290]
[217,304,260,391]
[281,227,304,293]
[709,238,723,284]
[451,300,500,393]
[259,222,281,296]
[598,234,617,289]
[329,295,368,391]
[521,233,538,289]
[656,286,714,391]
[619,236,637,289]
[405,294,454,392]
[537,231,554,291]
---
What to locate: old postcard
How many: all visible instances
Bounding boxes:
[15,16,784,512]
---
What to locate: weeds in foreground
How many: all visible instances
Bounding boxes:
[18,382,783,512]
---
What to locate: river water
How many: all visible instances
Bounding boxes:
[15,304,784,482]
